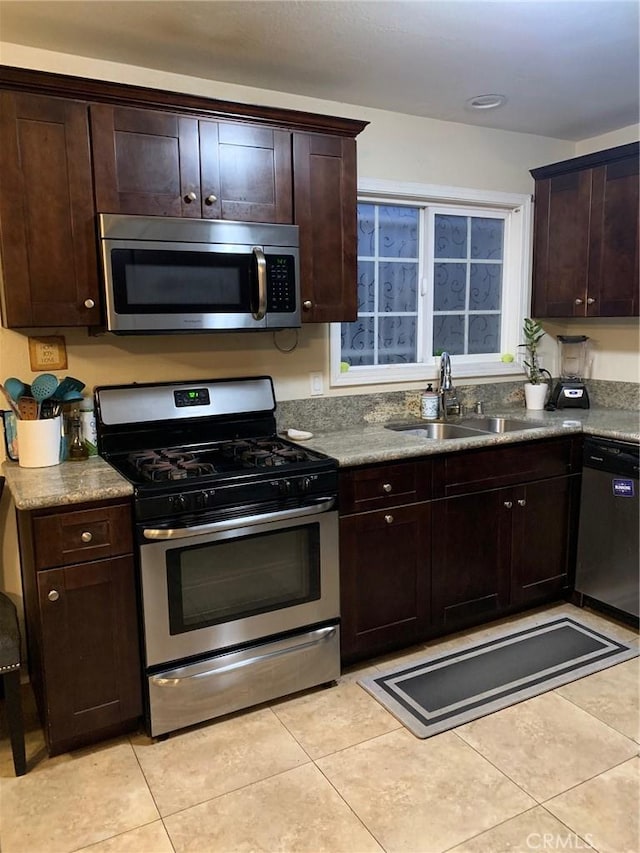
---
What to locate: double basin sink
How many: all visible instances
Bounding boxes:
[387,416,546,441]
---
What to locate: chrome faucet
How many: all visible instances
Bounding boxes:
[438,352,461,419]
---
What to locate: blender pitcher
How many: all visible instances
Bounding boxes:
[549,335,592,409]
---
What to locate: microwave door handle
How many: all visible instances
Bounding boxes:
[252,246,267,321]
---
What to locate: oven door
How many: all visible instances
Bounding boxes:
[139,502,339,668]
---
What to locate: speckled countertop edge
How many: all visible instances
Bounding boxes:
[2,456,133,510]
[2,408,638,509]
[290,408,640,468]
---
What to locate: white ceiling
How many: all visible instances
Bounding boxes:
[1,0,638,140]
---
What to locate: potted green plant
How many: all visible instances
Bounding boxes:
[519,318,552,409]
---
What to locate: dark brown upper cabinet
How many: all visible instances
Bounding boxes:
[294,133,358,323]
[91,105,293,222]
[0,91,101,327]
[531,143,639,318]
[0,65,367,329]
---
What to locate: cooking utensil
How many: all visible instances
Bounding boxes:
[61,390,85,403]
[31,373,60,417]
[0,384,21,418]
[52,376,85,401]
[17,396,39,420]
[31,373,59,401]
[4,377,25,402]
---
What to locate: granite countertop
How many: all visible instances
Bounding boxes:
[292,408,640,468]
[2,455,133,510]
[2,407,638,509]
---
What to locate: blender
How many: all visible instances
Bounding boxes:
[548,335,591,409]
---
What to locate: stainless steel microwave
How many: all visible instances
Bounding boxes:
[99,214,300,333]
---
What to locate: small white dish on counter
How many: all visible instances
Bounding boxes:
[285,428,314,441]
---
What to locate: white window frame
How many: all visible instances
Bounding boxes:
[330,178,532,388]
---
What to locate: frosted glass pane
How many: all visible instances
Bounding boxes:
[358,204,376,256]
[341,319,375,365]
[378,206,418,258]
[470,263,502,310]
[358,261,375,312]
[471,218,504,260]
[433,315,465,355]
[434,263,466,311]
[469,315,500,354]
[435,215,467,259]
[378,316,417,364]
[379,262,418,312]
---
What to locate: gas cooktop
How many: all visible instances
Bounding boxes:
[95,377,337,524]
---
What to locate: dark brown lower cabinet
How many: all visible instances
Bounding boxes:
[431,474,580,631]
[338,438,581,664]
[36,557,142,753]
[339,502,431,663]
[510,475,581,605]
[17,500,142,756]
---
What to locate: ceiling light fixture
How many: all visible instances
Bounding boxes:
[466,94,507,110]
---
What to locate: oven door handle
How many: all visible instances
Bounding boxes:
[142,497,336,540]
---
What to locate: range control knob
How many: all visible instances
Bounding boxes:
[278,479,292,497]
[299,477,312,493]
[172,494,187,512]
[195,491,209,509]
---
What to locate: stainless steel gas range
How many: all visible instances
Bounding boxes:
[95,376,340,737]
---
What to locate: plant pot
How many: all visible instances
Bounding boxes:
[524,382,548,410]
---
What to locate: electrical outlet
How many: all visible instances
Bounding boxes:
[309,372,324,396]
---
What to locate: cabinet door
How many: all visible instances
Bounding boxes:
[202,122,292,222]
[293,133,357,322]
[588,158,639,316]
[0,92,100,327]
[532,172,592,317]
[340,502,430,662]
[510,475,579,605]
[37,556,142,754]
[431,490,511,629]
[91,104,201,217]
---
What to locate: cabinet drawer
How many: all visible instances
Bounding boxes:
[340,459,431,514]
[32,503,133,570]
[433,438,578,498]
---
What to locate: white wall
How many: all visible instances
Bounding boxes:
[575,124,639,156]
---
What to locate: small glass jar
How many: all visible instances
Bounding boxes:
[67,411,88,460]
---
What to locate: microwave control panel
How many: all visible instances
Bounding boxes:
[266,256,296,312]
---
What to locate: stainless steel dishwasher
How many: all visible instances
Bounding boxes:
[575,436,639,620]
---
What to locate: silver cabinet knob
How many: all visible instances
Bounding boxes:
[84,298,95,309]
[184,191,197,203]
[504,501,513,509]
[303,301,313,310]
[384,514,394,524]
[205,194,217,205]
[48,590,60,602]
[517,499,526,507]
[81,531,93,543]
[382,483,392,493]
[587,297,596,305]
[575,298,584,305]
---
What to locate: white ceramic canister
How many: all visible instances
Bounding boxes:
[79,395,98,456]
[421,384,439,420]
[16,416,62,467]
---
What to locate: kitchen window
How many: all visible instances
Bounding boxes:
[330,179,532,387]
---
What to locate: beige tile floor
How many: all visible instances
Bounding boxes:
[1,603,638,853]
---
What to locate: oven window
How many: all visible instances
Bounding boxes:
[166,524,321,634]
